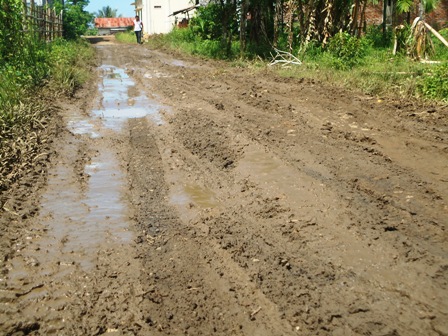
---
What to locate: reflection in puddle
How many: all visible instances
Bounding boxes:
[170,183,218,209]
[93,65,166,128]
[241,150,281,176]
[170,59,185,67]
[7,63,168,283]
[237,146,310,202]
[29,149,132,274]
[67,117,100,138]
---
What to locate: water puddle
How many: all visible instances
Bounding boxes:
[38,150,133,268]
[93,65,166,128]
[236,145,332,206]
[170,183,218,209]
[170,59,186,67]
[67,117,101,138]
[7,63,167,287]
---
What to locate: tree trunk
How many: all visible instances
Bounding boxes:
[352,0,360,35]
[358,0,367,37]
[239,0,248,55]
[273,0,282,48]
[287,0,296,53]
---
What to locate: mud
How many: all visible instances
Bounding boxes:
[0,36,447,335]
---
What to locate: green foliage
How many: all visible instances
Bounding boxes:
[431,28,448,61]
[327,32,371,69]
[419,63,448,102]
[396,0,414,13]
[84,28,99,36]
[365,25,394,48]
[1,32,94,189]
[53,0,93,39]
[190,4,223,41]
[0,0,94,191]
[47,39,94,95]
[116,31,138,44]
[0,0,24,64]
[395,0,440,16]
[0,0,51,109]
[96,6,118,18]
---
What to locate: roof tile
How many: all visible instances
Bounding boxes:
[94,18,134,28]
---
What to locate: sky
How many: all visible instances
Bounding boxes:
[85,0,135,18]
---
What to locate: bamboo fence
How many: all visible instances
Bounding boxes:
[22,0,63,41]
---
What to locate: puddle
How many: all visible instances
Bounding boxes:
[67,117,101,138]
[236,145,334,206]
[170,59,185,67]
[170,183,218,209]
[93,65,166,128]
[144,70,170,79]
[162,58,199,69]
[6,63,169,286]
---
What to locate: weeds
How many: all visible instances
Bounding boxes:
[0,36,94,193]
[148,24,447,104]
[419,63,448,102]
[116,31,137,44]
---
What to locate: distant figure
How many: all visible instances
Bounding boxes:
[133,15,143,44]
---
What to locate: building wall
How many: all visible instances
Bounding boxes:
[141,0,192,35]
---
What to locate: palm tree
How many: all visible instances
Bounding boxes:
[396,0,440,16]
[96,6,119,18]
[393,0,442,59]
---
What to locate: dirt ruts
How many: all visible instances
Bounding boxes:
[0,36,447,335]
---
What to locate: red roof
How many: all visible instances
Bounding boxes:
[94,18,134,28]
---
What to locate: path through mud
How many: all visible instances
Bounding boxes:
[1,36,447,335]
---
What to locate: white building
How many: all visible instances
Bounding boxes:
[132,0,199,35]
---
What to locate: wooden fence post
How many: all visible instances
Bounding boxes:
[21,0,63,42]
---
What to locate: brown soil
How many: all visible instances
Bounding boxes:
[1,36,447,336]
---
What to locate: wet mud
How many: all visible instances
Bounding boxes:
[0,36,447,335]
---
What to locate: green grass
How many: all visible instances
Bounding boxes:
[148,26,448,104]
[116,31,140,44]
[1,37,96,191]
[48,39,95,95]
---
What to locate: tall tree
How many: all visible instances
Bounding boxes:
[96,6,119,18]
[54,0,93,39]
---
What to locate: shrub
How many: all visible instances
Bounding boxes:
[419,63,448,102]
[365,25,394,48]
[432,28,448,61]
[327,32,370,69]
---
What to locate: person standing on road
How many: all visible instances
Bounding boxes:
[133,15,143,44]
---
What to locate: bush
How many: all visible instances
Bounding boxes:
[432,28,448,61]
[365,25,394,48]
[327,32,371,69]
[189,4,224,41]
[419,63,448,102]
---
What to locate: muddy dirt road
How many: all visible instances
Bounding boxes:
[1,37,447,335]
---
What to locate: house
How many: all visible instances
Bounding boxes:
[131,0,198,35]
[94,18,134,36]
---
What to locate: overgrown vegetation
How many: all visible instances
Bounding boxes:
[116,31,138,44]
[53,0,93,40]
[1,0,95,193]
[148,1,447,103]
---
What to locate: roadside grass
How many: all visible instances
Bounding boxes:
[116,31,139,44]
[148,28,241,59]
[0,38,95,193]
[48,39,95,96]
[148,27,448,104]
